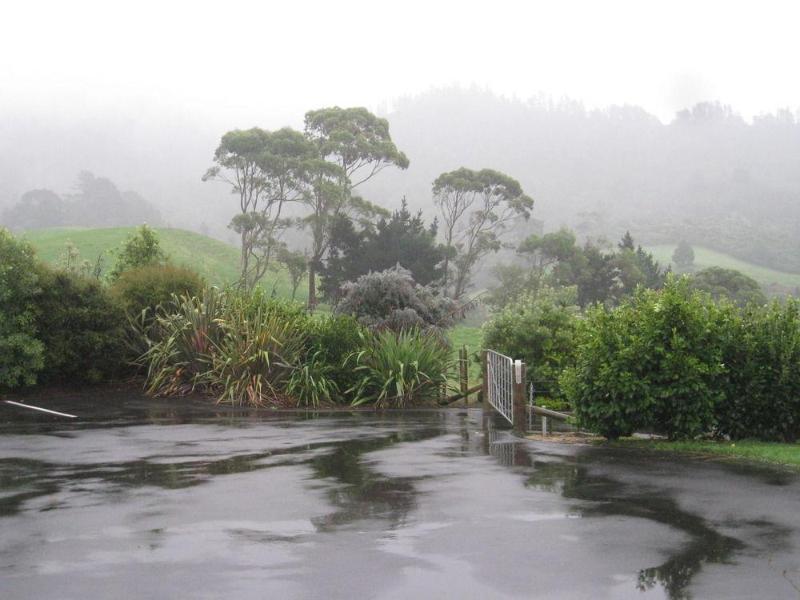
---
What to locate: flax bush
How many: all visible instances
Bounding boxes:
[210,302,306,406]
[350,329,452,408]
[139,288,228,397]
[140,287,318,406]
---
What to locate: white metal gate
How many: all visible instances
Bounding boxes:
[486,350,516,425]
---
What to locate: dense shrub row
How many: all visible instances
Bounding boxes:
[0,227,208,389]
[561,277,800,442]
[139,287,452,408]
[0,230,126,386]
[1,228,453,407]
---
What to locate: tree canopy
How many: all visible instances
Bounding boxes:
[433,167,533,298]
[203,127,317,290]
[689,266,765,307]
[320,199,446,303]
[301,106,408,309]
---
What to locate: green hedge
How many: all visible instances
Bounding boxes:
[563,278,727,439]
[563,276,800,442]
[718,301,800,442]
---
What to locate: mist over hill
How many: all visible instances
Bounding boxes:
[364,87,800,272]
[2,86,800,272]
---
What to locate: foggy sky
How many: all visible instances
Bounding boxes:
[2,0,799,127]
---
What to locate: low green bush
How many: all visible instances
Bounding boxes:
[286,350,340,408]
[482,286,578,401]
[351,329,452,408]
[563,277,726,440]
[35,268,128,384]
[304,315,366,402]
[110,263,205,317]
[109,224,166,281]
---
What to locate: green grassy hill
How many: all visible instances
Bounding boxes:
[646,245,800,290]
[22,227,305,300]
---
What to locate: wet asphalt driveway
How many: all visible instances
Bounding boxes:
[1,395,799,599]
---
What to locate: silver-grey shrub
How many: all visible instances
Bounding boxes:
[336,266,458,332]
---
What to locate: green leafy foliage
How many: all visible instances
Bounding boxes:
[35,268,127,384]
[321,199,446,303]
[482,287,579,401]
[433,167,533,298]
[304,315,366,401]
[304,107,409,177]
[285,351,340,409]
[563,276,726,440]
[351,330,452,408]
[689,266,766,307]
[204,127,316,291]
[717,301,800,442]
[301,106,407,309]
[495,229,666,310]
[137,286,454,408]
[139,288,314,406]
[138,288,229,397]
[111,263,205,317]
[110,224,166,281]
[209,299,306,406]
[672,240,695,272]
[0,229,44,388]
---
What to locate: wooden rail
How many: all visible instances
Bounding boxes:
[530,405,571,421]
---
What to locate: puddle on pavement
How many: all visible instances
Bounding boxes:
[1,394,799,599]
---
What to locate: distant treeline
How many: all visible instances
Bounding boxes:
[1,171,162,230]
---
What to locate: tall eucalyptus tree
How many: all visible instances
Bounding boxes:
[433,167,533,298]
[301,107,408,309]
[203,127,316,290]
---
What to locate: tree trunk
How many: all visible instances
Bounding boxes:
[307,263,317,312]
[240,230,249,290]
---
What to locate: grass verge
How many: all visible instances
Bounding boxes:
[611,438,800,468]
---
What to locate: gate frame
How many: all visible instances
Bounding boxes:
[481,349,529,435]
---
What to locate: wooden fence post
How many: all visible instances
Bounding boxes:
[513,361,527,435]
[459,346,468,401]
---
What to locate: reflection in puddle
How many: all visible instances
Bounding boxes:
[480,420,793,600]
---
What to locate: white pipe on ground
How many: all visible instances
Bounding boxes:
[4,401,77,419]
